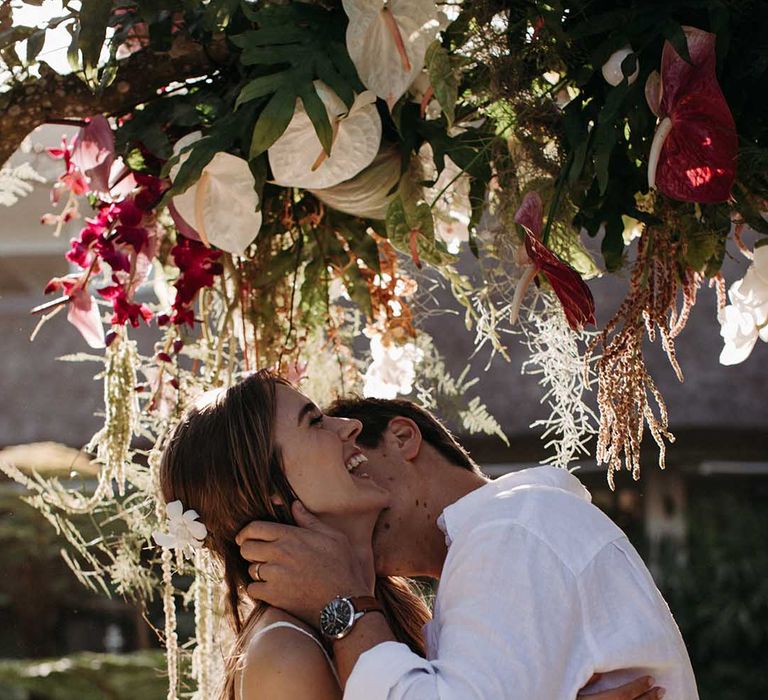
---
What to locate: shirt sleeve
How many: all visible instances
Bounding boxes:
[344,522,592,700]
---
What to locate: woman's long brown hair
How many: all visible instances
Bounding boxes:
[159,370,430,699]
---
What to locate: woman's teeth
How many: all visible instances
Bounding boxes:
[345,453,368,473]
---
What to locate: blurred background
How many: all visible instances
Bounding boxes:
[1,126,767,699]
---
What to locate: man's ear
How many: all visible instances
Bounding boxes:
[387,417,422,461]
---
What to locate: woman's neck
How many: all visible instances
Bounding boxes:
[318,511,378,593]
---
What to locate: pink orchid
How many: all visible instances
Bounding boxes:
[43,276,105,348]
[48,137,89,199]
[511,192,596,331]
[72,116,115,194]
[646,26,737,203]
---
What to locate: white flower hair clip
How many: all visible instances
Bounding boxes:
[153,500,207,550]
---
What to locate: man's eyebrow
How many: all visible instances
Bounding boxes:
[297,402,319,426]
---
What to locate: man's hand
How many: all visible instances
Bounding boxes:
[236,501,373,626]
[578,674,665,700]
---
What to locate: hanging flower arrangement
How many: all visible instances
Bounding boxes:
[1,0,767,697]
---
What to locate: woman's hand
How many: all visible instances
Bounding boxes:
[578,674,665,700]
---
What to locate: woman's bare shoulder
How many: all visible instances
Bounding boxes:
[239,610,341,700]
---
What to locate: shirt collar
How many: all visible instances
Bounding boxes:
[437,466,591,548]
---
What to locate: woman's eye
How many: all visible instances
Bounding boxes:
[309,414,324,427]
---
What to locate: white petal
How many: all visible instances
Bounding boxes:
[195,152,262,255]
[752,245,768,285]
[719,334,758,365]
[186,520,208,541]
[269,82,382,189]
[165,500,183,520]
[343,0,441,106]
[153,531,178,548]
[310,146,401,219]
[601,46,638,87]
[182,508,200,522]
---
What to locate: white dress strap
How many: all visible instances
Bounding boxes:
[238,621,340,700]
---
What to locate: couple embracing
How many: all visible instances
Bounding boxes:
[160,370,698,699]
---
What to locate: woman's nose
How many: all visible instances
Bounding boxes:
[337,416,362,442]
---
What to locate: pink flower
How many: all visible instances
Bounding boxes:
[72,116,115,194]
[646,26,737,203]
[44,276,105,348]
[48,137,90,197]
[512,192,596,331]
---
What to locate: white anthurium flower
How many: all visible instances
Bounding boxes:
[363,334,424,399]
[602,46,639,87]
[420,143,471,252]
[310,146,401,219]
[718,247,768,365]
[343,0,444,107]
[408,71,441,119]
[269,83,382,190]
[152,500,207,550]
[170,132,262,256]
[621,215,644,245]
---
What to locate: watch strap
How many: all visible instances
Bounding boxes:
[348,595,383,615]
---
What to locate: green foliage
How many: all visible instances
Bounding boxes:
[658,488,768,700]
[230,2,364,156]
[0,651,168,700]
[425,41,459,128]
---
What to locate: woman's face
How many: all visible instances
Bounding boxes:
[273,385,390,517]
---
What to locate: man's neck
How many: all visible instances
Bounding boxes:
[390,454,488,578]
[421,464,488,578]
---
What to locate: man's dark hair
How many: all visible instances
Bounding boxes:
[326,397,481,474]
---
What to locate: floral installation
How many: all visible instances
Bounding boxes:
[1,0,767,697]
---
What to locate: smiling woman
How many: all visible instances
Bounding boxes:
[157,369,430,700]
[273,384,390,518]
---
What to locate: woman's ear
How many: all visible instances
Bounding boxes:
[387,417,422,461]
[270,494,285,508]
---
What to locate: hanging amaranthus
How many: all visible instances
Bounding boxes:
[588,227,701,486]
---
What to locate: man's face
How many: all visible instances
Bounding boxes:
[355,432,437,577]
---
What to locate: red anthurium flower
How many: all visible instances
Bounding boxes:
[647,26,737,203]
[511,192,596,331]
[72,115,115,194]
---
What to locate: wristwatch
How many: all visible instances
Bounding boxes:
[319,595,383,640]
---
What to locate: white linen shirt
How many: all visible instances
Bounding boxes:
[345,466,698,700]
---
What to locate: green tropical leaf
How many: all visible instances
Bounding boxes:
[661,19,692,64]
[425,41,458,127]
[298,83,333,156]
[235,72,291,109]
[548,224,601,279]
[25,29,45,64]
[77,0,111,84]
[249,87,297,158]
[386,196,455,268]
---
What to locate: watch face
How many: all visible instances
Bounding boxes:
[320,597,354,639]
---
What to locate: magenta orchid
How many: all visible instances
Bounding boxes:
[646,26,737,203]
